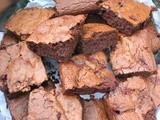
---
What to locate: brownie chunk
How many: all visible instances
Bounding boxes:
[77,23,119,54]
[82,99,109,120]
[5,8,55,40]
[28,87,82,120]
[147,67,160,107]
[55,0,100,15]
[0,34,18,49]
[100,0,152,36]
[59,51,117,95]
[26,15,86,61]
[103,76,156,120]
[7,94,29,120]
[0,42,47,94]
[110,31,156,76]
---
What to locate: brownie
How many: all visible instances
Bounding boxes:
[7,94,29,120]
[28,87,82,120]
[82,99,109,120]
[0,42,47,94]
[110,30,156,76]
[59,51,117,95]
[147,67,160,107]
[77,23,119,54]
[0,34,18,49]
[5,8,55,40]
[100,0,152,36]
[55,0,100,15]
[103,76,156,120]
[26,15,86,61]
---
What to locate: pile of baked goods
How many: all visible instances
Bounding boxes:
[0,0,160,119]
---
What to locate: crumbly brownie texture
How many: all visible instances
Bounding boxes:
[147,67,160,107]
[7,94,29,120]
[28,87,82,120]
[55,0,100,15]
[103,76,156,120]
[77,23,118,54]
[59,51,117,95]
[0,42,47,94]
[0,34,18,49]
[100,0,152,36]
[110,31,156,76]
[26,15,86,61]
[82,99,109,120]
[5,8,55,40]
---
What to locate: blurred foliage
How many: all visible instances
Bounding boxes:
[153,0,160,8]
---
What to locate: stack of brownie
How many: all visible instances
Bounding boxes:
[0,0,160,119]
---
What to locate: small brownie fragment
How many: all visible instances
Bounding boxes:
[103,76,156,120]
[5,8,55,40]
[28,87,82,120]
[82,99,109,120]
[0,42,47,94]
[7,93,29,120]
[55,0,100,15]
[147,67,160,107]
[26,15,86,61]
[100,0,152,36]
[59,51,117,95]
[110,30,156,76]
[78,23,118,54]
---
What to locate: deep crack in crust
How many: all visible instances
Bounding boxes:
[103,76,156,120]
[59,51,117,95]
[0,42,47,94]
[26,15,86,61]
[55,0,100,15]
[110,32,156,77]
[100,0,152,36]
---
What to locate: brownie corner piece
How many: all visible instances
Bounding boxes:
[26,15,86,61]
[55,0,100,15]
[59,51,117,95]
[100,0,152,36]
[78,23,119,54]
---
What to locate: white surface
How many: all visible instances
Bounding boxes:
[0,32,4,42]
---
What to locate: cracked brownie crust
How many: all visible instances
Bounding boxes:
[5,8,55,40]
[77,23,119,54]
[26,15,86,61]
[59,51,117,95]
[100,0,152,36]
[55,0,100,15]
[110,31,156,76]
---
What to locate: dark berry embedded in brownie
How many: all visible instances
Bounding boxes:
[59,51,117,95]
[26,15,86,61]
[5,8,55,40]
[77,23,119,54]
[55,0,100,15]
[103,76,156,120]
[0,42,47,94]
[100,0,152,36]
[82,98,109,120]
[110,30,156,77]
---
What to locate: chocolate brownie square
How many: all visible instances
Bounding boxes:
[100,0,152,36]
[147,67,160,107]
[26,15,86,61]
[28,87,82,120]
[5,8,55,40]
[7,94,29,120]
[82,99,109,120]
[55,0,100,15]
[59,51,117,95]
[110,30,156,76]
[0,42,47,94]
[77,23,118,54]
[103,76,156,120]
